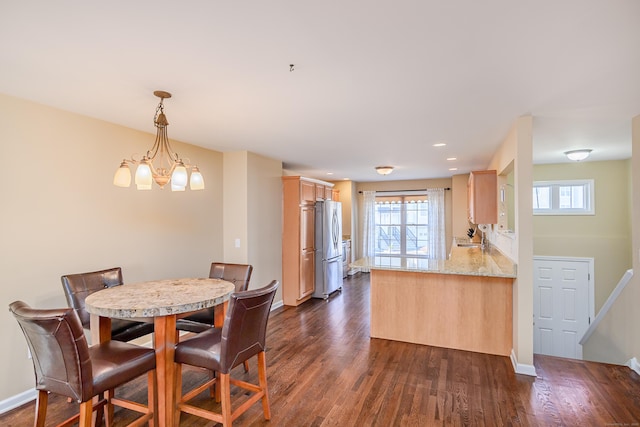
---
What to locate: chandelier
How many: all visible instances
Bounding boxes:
[113,91,205,191]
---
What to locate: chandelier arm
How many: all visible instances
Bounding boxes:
[145,132,163,162]
[163,138,181,163]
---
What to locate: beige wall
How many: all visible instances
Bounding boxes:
[583,115,640,365]
[0,93,225,401]
[222,151,283,299]
[246,152,283,297]
[354,178,453,259]
[633,115,640,363]
[332,180,356,240]
[487,116,534,370]
[533,160,632,313]
[223,151,249,262]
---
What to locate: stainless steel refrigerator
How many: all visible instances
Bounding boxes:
[313,200,344,299]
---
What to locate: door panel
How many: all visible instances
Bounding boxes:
[300,251,315,298]
[299,206,315,299]
[533,258,590,359]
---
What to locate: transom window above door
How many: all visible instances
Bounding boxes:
[533,179,594,215]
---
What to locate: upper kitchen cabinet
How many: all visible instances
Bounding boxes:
[468,170,497,224]
[282,176,335,306]
[301,180,316,204]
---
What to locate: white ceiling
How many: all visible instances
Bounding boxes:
[1,1,639,182]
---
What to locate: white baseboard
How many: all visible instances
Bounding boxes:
[271,299,284,311]
[510,349,537,377]
[626,357,640,375]
[0,388,36,415]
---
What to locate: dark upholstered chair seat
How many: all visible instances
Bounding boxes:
[89,341,156,394]
[173,328,224,369]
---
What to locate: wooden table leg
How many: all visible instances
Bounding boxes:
[213,301,229,402]
[90,314,111,345]
[154,315,177,427]
[214,301,228,328]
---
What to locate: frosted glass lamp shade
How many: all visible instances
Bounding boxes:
[135,161,153,190]
[171,163,188,188]
[190,167,205,190]
[113,162,131,187]
[171,182,186,191]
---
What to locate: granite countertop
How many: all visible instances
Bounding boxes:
[85,278,235,319]
[351,244,516,278]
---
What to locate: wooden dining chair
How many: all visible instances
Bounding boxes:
[173,280,279,427]
[176,262,253,334]
[9,301,156,427]
[61,267,154,342]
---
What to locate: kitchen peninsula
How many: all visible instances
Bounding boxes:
[353,243,516,356]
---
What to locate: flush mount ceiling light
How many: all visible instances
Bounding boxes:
[113,91,205,191]
[564,149,592,162]
[375,166,394,175]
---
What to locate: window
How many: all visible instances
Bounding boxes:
[533,180,594,215]
[374,194,437,257]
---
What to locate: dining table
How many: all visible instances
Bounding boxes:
[85,277,235,427]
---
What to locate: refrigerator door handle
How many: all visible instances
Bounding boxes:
[332,209,340,251]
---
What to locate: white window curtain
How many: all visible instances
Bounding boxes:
[426,188,446,260]
[362,190,376,272]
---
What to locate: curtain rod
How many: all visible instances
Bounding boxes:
[358,187,450,194]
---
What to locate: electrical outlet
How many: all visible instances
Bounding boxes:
[235,238,241,248]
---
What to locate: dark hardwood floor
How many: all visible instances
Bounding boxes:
[3,273,640,426]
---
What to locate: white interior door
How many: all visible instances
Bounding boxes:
[533,257,593,359]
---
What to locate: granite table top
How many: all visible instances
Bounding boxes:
[351,244,516,279]
[85,278,235,319]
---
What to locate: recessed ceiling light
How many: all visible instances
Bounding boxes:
[447,157,457,161]
[326,172,334,175]
[433,142,447,147]
[449,168,458,171]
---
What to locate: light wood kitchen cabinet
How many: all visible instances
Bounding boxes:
[468,170,497,224]
[332,189,340,202]
[324,186,333,200]
[299,205,315,298]
[282,176,335,306]
[301,180,316,203]
[370,270,513,356]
